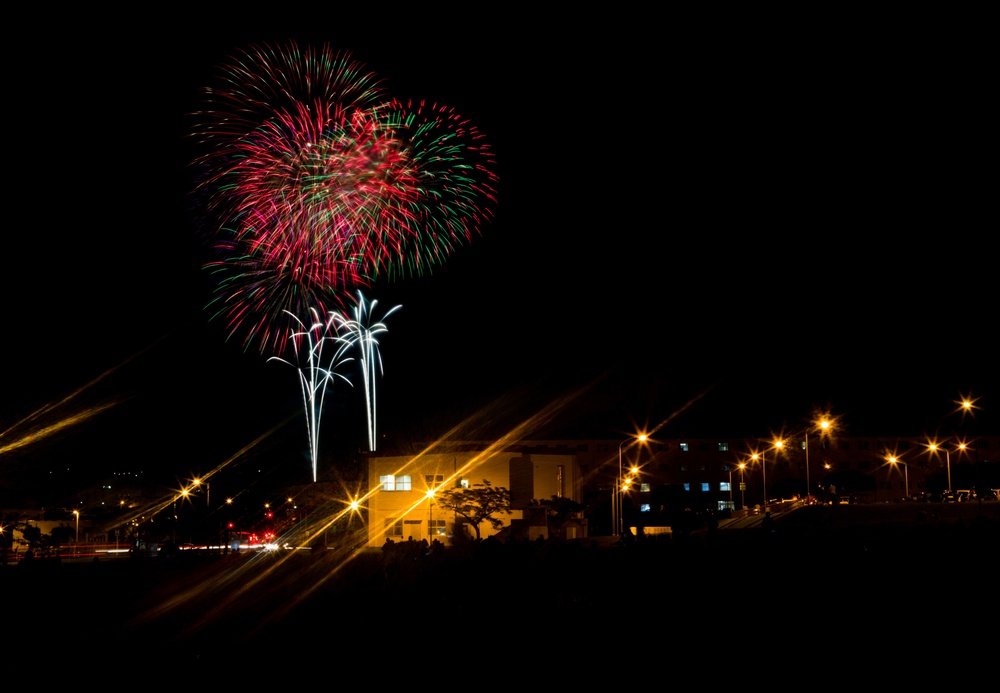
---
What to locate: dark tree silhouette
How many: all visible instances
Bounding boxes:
[433,480,511,540]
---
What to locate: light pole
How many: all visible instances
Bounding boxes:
[73,509,79,547]
[926,440,967,494]
[757,439,783,512]
[805,418,831,502]
[617,434,647,538]
[738,463,746,512]
[426,490,435,543]
[887,455,908,499]
[728,467,734,509]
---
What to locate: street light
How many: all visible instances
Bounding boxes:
[728,467,734,509]
[617,434,647,538]
[72,509,79,546]
[926,440,968,494]
[805,417,833,503]
[757,439,783,512]
[192,477,210,507]
[738,463,746,511]
[886,455,909,499]
[426,489,436,542]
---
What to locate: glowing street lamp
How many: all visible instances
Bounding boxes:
[616,434,647,538]
[72,509,79,546]
[886,455,909,499]
[756,439,783,511]
[738,463,746,511]
[926,440,968,494]
[192,477,210,507]
[805,417,834,502]
[426,489,436,542]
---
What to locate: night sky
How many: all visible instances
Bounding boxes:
[2,11,994,504]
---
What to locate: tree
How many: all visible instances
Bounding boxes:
[532,496,585,539]
[433,480,511,540]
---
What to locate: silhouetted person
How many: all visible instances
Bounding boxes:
[761,511,775,534]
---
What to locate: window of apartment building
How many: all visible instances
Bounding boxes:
[701,483,710,492]
[425,474,443,484]
[386,518,403,537]
[640,504,651,512]
[683,483,691,491]
[680,443,689,452]
[718,442,729,452]
[721,481,731,492]
[428,520,446,537]
[460,479,470,489]
[380,475,412,491]
[640,483,651,492]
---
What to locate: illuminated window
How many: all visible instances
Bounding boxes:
[640,504,651,513]
[459,479,470,489]
[718,442,729,452]
[640,483,651,492]
[429,520,446,536]
[683,483,691,491]
[701,483,710,492]
[380,475,412,491]
[680,443,689,452]
[721,481,731,492]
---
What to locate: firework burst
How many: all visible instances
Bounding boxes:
[190,41,498,355]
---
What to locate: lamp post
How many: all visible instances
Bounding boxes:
[887,455,908,499]
[73,509,79,547]
[927,440,967,495]
[617,434,647,538]
[728,467,733,509]
[426,490,435,542]
[804,418,832,504]
[757,439,783,512]
[738,463,746,512]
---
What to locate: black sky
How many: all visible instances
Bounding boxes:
[2,11,995,502]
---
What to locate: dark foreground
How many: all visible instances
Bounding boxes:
[5,503,997,682]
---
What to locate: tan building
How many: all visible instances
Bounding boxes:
[365,446,585,547]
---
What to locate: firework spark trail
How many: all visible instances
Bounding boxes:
[268,309,354,481]
[340,291,401,452]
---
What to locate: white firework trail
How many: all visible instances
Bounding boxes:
[341,291,401,452]
[269,308,354,482]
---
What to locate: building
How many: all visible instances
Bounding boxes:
[363,432,1000,546]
